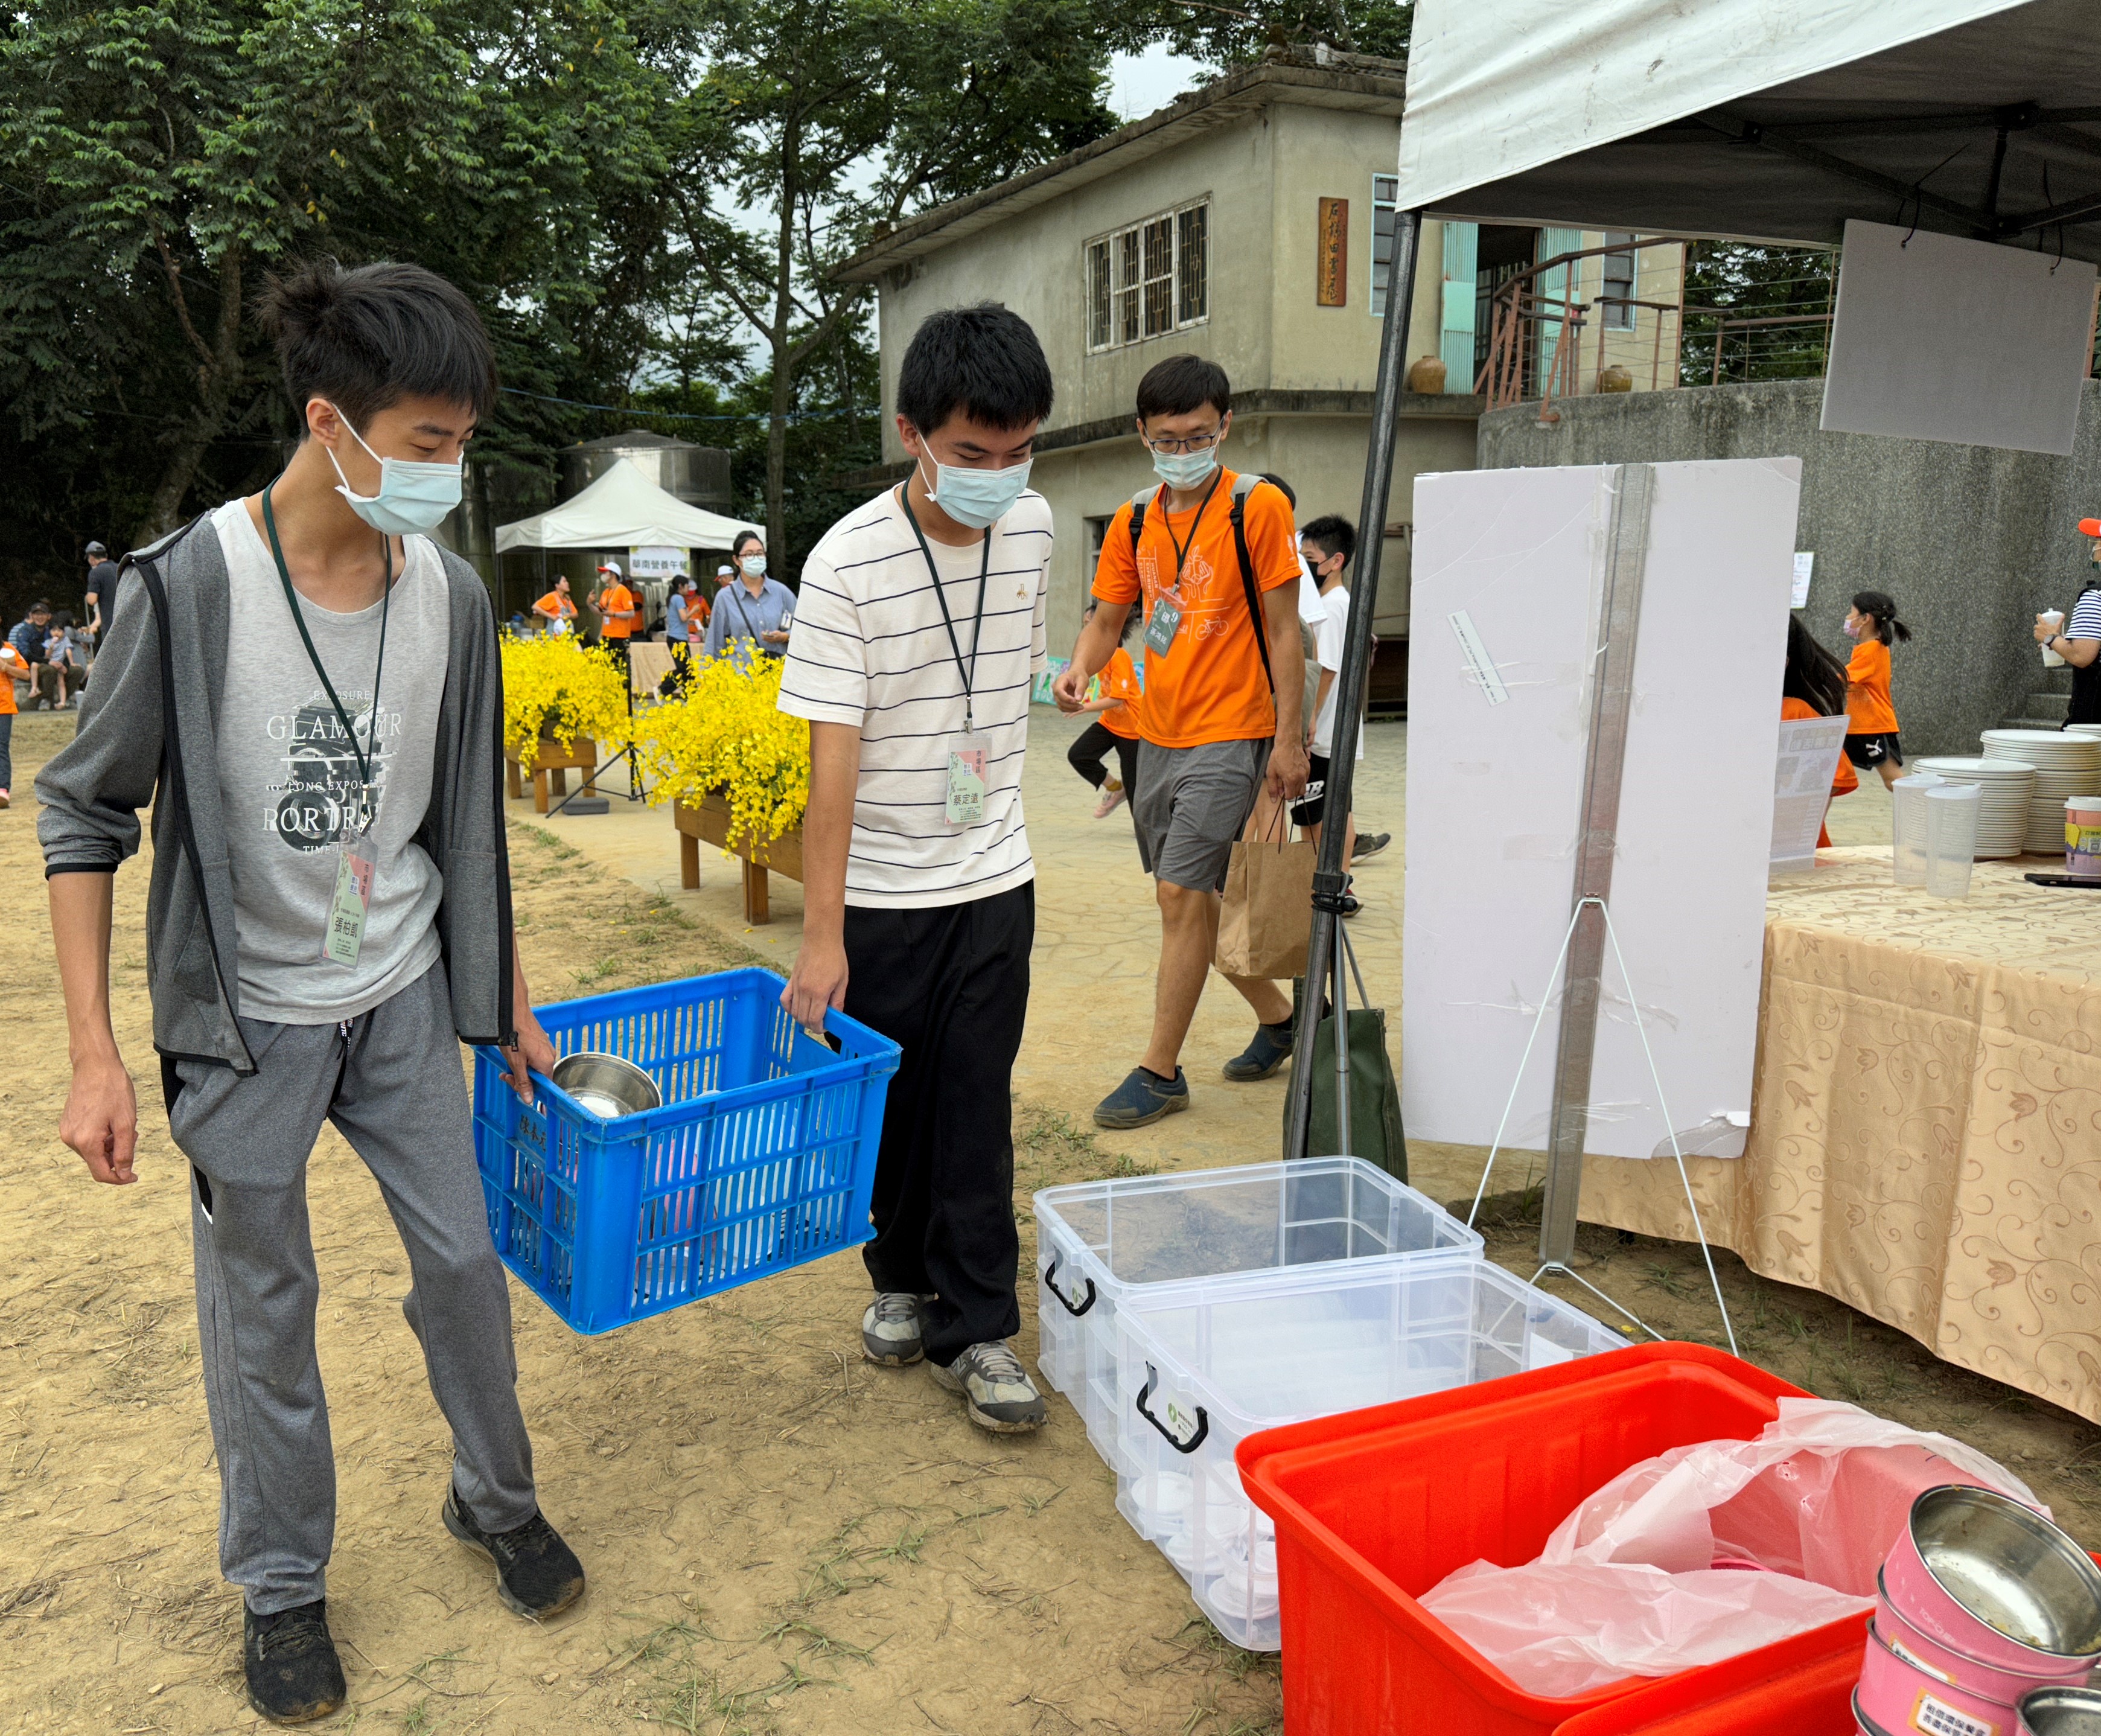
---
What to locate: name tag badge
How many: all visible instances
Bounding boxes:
[322,829,377,966]
[1144,589,1184,656]
[946,732,989,826]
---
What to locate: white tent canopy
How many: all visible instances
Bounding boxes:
[1395,0,2101,261]
[494,457,752,554]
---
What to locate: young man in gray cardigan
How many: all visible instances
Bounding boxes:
[39,260,583,1726]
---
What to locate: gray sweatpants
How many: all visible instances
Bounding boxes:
[170,961,537,1614]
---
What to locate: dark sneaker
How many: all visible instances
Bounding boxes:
[929,1341,1048,1433]
[861,1291,931,1366]
[1222,1020,1295,1082]
[1353,831,1392,861]
[1092,1065,1190,1129]
[243,1599,346,1725]
[442,1485,585,1621]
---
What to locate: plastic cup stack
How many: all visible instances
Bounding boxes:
[2041,611,2066,668]
[1892,772,1942,886]
[1924,783,1981,899]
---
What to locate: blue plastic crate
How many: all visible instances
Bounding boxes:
[471,969,901,1335]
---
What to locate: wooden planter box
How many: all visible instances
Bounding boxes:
[674,792,803,925]
[506,736,598,815]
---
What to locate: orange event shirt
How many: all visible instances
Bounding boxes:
[1844,639,1899,735]
[1090,469,1299,748]
[596,583,637,639]
[533,590,576,623]
[1099,646,1143,741]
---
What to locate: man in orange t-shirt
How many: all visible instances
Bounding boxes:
[1053,354,1307,1129]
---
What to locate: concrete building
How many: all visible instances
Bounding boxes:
[835,49,1686,700]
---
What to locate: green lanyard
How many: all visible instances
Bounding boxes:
[899,487,992,733]
[261,482,392,810]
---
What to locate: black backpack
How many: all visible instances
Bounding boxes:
[1126,472,1277,692]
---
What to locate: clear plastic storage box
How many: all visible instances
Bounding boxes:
[1033,1158,1483,1463]
[1114,1256,1627,1651]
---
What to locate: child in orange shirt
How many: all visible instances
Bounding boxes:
[1842,589,1912,790]
[1781,616,1857,848]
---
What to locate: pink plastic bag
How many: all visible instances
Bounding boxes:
[1419,1399,2039,1698]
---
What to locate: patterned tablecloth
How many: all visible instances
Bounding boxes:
[1580,849,2101,1422]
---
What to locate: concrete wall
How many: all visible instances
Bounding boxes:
[1477,380,2101,755]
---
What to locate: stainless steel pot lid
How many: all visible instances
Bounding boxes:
[549,1051,662,1119]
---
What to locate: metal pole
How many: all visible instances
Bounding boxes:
[1332,907,1352,1156]
[1537,464,1654,1266]
[1284,206,1423,1164]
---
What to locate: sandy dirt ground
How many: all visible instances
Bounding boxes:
[1,706,2093,1736]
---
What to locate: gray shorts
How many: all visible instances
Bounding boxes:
[1133,737,1270,892]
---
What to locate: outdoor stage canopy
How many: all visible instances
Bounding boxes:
[493,456,751,554]
[1287,0,2101,1165]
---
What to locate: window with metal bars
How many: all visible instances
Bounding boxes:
[1371,174,1398,316]
[1602,233,1637,331]
[1085,200,1211,352]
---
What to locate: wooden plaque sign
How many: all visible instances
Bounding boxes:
[1317,197,1348,307]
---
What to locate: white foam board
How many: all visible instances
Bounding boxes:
[1403,459,1802,1163]
[1821,220,2096,457]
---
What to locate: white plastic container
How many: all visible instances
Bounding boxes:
[2042,610,2067,667]
[1925,781,1981,898]
[1892,771,1942,886]
[1112,1257,1627,1650]
[1034,1158,1482,1465]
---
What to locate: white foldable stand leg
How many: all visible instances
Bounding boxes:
[1464,462,1738,1356]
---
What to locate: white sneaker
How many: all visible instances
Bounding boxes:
[929,1341,1047,1433]
[1092,782,1126,820]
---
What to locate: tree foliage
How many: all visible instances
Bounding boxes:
[1154,0,1411,65]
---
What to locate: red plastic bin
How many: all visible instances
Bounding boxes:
[1234,1341,1872,1736]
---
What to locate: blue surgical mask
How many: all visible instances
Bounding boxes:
[739,555,767,578]
[325,406,464,535]
[921,456,1032,531]
[1151,446,1219,490]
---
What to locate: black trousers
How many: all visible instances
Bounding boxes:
[1068,721,1140,794]
[843,882,1034,1365]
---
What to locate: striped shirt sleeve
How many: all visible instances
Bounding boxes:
[778,553,868,726]
[2069,589,2101,640]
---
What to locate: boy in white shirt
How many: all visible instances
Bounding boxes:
[1290,515,1365,890]
[778,304,1054,1433]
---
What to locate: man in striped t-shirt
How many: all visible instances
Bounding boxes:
[779,304,1053,1434]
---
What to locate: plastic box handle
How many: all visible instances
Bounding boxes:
[1137,1362,1210,1454]
[1042,1256,1098,1318]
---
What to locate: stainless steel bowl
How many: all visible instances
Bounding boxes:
[2020,1687,2101,1735]
[1914,1486,2101,1658]
[549,1051,661,1120]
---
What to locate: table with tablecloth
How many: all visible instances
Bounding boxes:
[1578,849,2101,1423]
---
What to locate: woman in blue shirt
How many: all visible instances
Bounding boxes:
[703,531,794,664]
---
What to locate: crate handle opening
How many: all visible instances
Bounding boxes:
[1135,1362,1209,1454]
[1042,1257,1097,1318]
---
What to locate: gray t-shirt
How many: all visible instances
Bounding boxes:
[211,500,448,1023]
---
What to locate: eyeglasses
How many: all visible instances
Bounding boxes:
[1143,430,1223,455]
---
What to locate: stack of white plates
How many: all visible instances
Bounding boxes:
[1910,756,2037,859]
[2065,723,2101,744]
[1980,729,2101,853]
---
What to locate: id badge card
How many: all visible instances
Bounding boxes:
[322,828,377,966]
[1144,587,1183,656]
[945,731,989,826]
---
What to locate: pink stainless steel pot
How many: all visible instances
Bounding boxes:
[1858,1615,2020,1736]
[1884,1487,2101,1673]
[1878,1569,2096,1705]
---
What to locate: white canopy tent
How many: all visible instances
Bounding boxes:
[1288,1,2101,1210]
[494,457,751,554]
[1395,0,2101,257]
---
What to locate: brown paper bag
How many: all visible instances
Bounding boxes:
[1214,813,1316,980]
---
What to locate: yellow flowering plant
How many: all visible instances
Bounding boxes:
[631,653,811,850]
[500,632,630,761]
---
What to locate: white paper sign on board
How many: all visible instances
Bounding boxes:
[1402,458,1802,1164]
[1791,552,1814,610]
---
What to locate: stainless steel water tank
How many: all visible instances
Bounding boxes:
[557,430,734,515]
